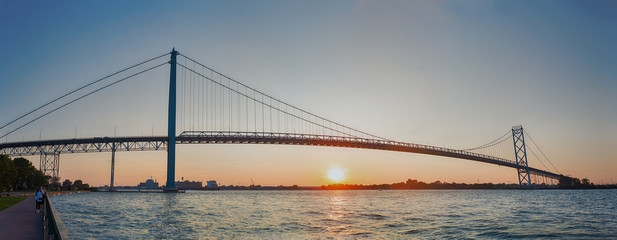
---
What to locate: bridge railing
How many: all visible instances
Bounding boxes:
[179,131,562,179]
[179,131,518,166]
[44,195,70,240]
[2,132,513,167]
[1,131,558,179]
[0,136,168,156]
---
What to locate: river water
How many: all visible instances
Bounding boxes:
[51,189,617,239]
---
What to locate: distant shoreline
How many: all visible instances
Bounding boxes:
[101,178,617,191]
[220,178,617,190]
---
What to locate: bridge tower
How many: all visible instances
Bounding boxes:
[512,125,531,186]
[109,142,116,191]
[165,49,178,192]
[40,152,60,188]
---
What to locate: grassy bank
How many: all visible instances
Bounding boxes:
[0,197,27,212]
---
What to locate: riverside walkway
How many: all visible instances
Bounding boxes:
[0,197,43,240]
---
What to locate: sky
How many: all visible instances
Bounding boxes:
[1,0,616,187]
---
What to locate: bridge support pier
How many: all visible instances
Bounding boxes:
[40,152,60,189]
[164,49,178,192]
[109,144,116,191]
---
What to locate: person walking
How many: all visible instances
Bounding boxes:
[42,186,47,207]
[34,187,43,213]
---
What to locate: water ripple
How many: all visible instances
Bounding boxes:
[51,189,617,239]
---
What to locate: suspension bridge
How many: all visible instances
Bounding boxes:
[0,49,563,190]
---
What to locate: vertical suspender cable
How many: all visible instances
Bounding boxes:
[180,58,186,131]
[191,60,194,131]
[262,94,265,134]
[201,64,204,131]
[245,88,248,132]
[220,75,223,131]
[254,91,257,133]
[237,82,240,132]
[230,78,232,133]
[211,70,214,130]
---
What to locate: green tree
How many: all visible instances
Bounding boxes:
[559,175,574,188]
[12,157,48,190]
[31,170,49,190]
[0,155,18,191]
[50,176,61,191]
[73,179,83,190]
[62,179,72,191]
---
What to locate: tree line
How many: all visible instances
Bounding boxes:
[0,154,48,191]
[61,179,92,191]
[558,175,602,189]
[0,154,95,192]
[321,179,521,190]
[321,177,615,190]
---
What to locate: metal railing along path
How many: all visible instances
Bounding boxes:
[44,195,70,240]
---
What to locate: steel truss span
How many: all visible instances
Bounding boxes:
[0,131,560,180]
[0,136,168,155]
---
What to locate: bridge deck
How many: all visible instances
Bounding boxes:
[0,131,560,179]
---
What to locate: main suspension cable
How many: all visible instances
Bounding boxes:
[1,61,168,139]
[524,129,561,174]
[527,145,551,172]
[462,130,511,151]
[0,52,168,131]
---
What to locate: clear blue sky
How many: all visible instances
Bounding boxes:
[1,1,616,186]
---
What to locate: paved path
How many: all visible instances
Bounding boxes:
[0,197,43,240]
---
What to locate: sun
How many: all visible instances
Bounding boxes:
[327,167,346,182]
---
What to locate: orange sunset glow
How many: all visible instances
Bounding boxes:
[1,1,615,189]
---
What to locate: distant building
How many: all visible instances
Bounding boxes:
[176,180,202,190]
[138,177,159,189]
[206,180,219,190]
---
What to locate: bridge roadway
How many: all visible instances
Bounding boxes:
[0,131,560,179]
